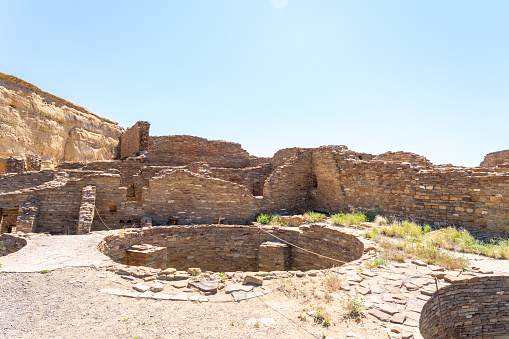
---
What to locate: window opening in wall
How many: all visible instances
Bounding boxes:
[253,181,264,196]
[0,209,18,234]
[126,184,135,197]
[109,205,117,214]
[358,156,363,160]
[126,220,132,226]
[311,174,318,189]
[168,218,178,225]
[119,220,125,226]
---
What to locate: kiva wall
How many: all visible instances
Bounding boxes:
[98,224,365,272]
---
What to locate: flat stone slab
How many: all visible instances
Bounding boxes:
[188,280,218,292]
[232,291,247,302]
[225,284,242,294]
[369,309,391,322]
[169,293,188,301]
[152,293,173,300]
[138,291,154,298]
[375,303,399,316]
[132,283,150,292]
[209,294,233,303]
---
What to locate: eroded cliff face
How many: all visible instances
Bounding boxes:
[0,73,124,168]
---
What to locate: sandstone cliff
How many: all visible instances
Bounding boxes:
[0,72,124,168]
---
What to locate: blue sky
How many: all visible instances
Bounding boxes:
[2,1,508,166]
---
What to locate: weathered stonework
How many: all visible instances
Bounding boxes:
[258,241,291,271]
[77,185,96,234]
[118,121,150,159]
[0,234,27,256]
[480,149,509,168]
[419,275,509,338]
[98,224,366,272]
[125,243,167,269]
[15,197,40,233]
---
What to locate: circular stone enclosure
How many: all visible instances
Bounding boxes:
[98,224,365,272]
[0,234,27,257]
[419,275,509,339]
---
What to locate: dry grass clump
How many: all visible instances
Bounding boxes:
[365,218,509,267]
[304,211,327,223]
[331,212,372,226]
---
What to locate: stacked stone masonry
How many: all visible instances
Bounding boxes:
[480,149,509,168]
[15,197,40,233]
[118,121,150,159]
[77,185,97,234]
[125,244,167,269]
[0,234,27,256]
[419,275,509,338]
[98,224,365,272]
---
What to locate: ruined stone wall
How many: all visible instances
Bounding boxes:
[0,73,124,168]
[142,169,259,225]
[149,135,251,168]
[311,147,509,236]
[0,170,54,194]
[480,149,509,168]
[0,171,126,234]
[263,151,314,213]
[98,224,365,272]
[271,147,306,168]
[419,275,509,339]
[119,121,150,159]
[249,156,271,167]
[0,234,27,256]
[373,151,432,166]
[208,164,273,196]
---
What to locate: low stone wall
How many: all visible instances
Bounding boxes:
[0,234,27,256]
[97,224,366,272]
[419,275,509,339]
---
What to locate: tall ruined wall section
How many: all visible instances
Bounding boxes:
[0,73,124,169]
[480,149,509,168]
[149,135,250,168]
[263,151,314,213]
[118,121,150,159]
[142,169,259,224]
[311,147,509,236]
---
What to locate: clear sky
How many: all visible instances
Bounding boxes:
[2,0,508,166]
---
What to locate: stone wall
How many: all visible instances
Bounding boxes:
[119,121,150,159]
[311,147,509,236]
[77,185,96,234]
[0,234,27,256]
[142,169,259,225]
[373,151,432,166]
[0,170,54,194]
[208,164,273,196]
[16,197,40,233]
[480,149,509,168]
[263,151,314,213]
[98,224,365,272]
[419,275,509,339]
[149,135,251,168]
[0,72,124,168]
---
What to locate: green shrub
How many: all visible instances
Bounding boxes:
[304,211,326,222]
[331,212,371,226]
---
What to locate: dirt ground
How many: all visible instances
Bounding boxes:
[0,267,392,339]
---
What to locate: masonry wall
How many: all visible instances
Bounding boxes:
[373,151,432,166]
[0,170,54,194]
[0,234,27,256]
[119,121,150,159]
[149,135,251,168]
[480,149,509,167]
[208,164,273,196]
[263,151,314,213]
[311,147,509,236]
[419,275,509,339]
[98,224,365,272]
[142,169,260,225]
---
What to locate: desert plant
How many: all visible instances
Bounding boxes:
[365,258,387,268]
[304,211,326,223]
[342,290,365,317]
[331,212,372,226]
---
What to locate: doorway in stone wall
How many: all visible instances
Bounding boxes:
[0,208,18,234]
[253,181,264,196]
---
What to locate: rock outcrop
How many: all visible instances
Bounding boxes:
[0,72,124,169]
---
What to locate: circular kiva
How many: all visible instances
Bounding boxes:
[0,234,27,257]
[419,275,509,339]
[98,224,365,272]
